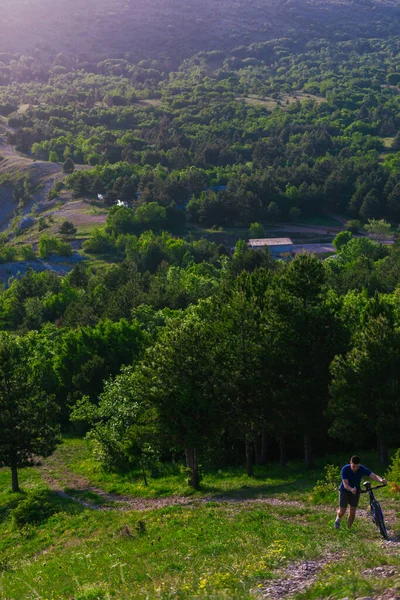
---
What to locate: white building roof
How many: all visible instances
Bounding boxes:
[248,238,293,247]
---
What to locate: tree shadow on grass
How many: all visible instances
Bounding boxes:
[201,479,312,500]
[0,493,22,525]
[0,488,85,526]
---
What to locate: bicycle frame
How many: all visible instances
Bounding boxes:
[360,482,388,540]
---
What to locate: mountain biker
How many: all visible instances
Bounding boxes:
[334,455,387,530]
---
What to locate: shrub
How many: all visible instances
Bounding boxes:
[82,228,116,254]
[49,151,59,163]
[345,219,362,234]
[58,220,77,236]
[333,230,352,251]
[0,246,17,263]
[310,464,340,504]
[18,245,36,260]
[386,449,400,493]
[63,157,75,173]
[289,207,301,221]
[38,216,49,231]
[249,222,265,238]
[11,490,56,528]
[38,234,72,258]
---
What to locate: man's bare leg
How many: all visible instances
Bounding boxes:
[336,507,347,521]
[347,507,356,528]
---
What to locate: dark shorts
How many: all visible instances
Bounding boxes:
[339,490,360,508]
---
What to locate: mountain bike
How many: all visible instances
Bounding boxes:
[360,482,388,540]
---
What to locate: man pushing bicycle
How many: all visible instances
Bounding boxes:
[334,455,387,530]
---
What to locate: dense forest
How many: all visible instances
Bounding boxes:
[2,34,400,228]
[2,237,400,490]
[0,0,400,493]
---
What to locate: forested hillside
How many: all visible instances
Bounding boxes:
[2,33,400,228]
[1,0,399,64]
[0,1,400,598]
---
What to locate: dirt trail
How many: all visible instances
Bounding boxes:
[40,462,323,512]
[38,460,400,534]
[261,551,346,599]
[261,557,400,600]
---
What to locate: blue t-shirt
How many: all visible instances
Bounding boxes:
[339,464,372,492]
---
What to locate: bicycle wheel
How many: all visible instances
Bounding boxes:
[371,501,388,539]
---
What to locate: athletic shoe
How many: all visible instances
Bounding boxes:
[334,518,341,530]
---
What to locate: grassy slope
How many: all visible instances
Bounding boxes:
[0,439,399,599]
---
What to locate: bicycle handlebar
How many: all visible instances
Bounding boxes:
[359,483,387,494]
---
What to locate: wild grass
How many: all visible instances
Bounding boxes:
[292,215,343,228]
[41,438,325,500]
[40,439,397,504]
[0,440,398,599]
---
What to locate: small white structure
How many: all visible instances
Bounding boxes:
[97,194,104,201]
[116,199,129,208]
[248,237,293,256]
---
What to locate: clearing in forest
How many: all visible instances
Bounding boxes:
[0,439,398,599]
[236,91,327,109]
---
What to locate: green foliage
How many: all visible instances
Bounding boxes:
[364,218,392,239]
[289,207,301,221]
[82,228,116,254]
[248,222,265,238]
[63,157,75,173]
[58,220,77,236]
[0,245,17,264]
[38,216,49,231]
[48,150,59,163]
[72,367,159,484]
[38,234,72,258]
[345,220,362,234]
[386,449,400,493]
[310,464,341,504]
[329,315,400,457]
[333,230,352,251]
[135,202,167,231]
[18,245,36,260]
[11,490,56,527]
[0,332,61,491]
[75,585,109,600]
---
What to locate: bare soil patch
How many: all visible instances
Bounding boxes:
[236,91,327,110]
[17,104,32,114]
[261,551,345,599]
[46,200,108,228]
[138,99,162,107]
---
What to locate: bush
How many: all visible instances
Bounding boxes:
[386,449,400,493]
[345,219,362,234]
[0,246,17,263]
[333,230,352,251]
[38,234,72,258]
[82,228,116,254]
[249,222,265,238]
[18,245,36,260]
[49,151,59,163]
[310,464,340,504]
[38,216,49,231]
[63,157,75,173]
[11,490,56,528]
[289,207,301,221]
[59,220,77,236]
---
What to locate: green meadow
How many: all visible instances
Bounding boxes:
[0,440,399,599]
